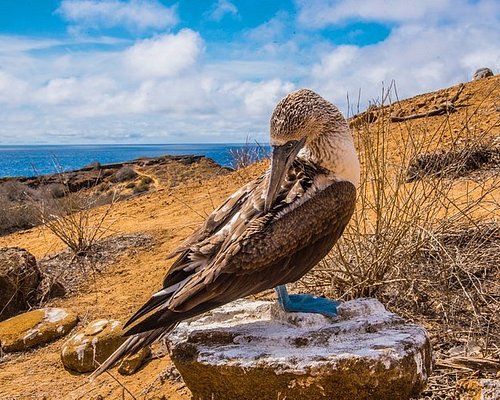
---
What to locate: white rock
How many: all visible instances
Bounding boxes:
[166,298,432,400]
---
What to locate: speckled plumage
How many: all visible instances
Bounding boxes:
[91,89,359,378]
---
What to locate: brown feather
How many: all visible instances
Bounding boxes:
[91,88,359,379]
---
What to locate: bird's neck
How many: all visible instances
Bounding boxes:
[298,129,360,187]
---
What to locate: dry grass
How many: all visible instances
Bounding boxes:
[0,182,40,234]
[0,174,116,237]
[296,82,500,398]
[229,139,270,169]
[407,141,500,181]
[34,183,118,255]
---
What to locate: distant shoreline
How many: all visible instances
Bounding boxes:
[0,143,270,179]
[0,153,233,236]
[0,154,214,182]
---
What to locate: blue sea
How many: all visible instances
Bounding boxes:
[0,144,270,178]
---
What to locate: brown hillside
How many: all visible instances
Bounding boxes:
[0,75,498,400]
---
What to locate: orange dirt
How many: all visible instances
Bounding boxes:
[0,75,498,400]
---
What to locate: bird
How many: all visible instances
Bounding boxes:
[91,88,360,379]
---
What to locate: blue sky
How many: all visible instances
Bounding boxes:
[0,0,498,144]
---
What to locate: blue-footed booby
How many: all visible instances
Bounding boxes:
[91,89,359,378]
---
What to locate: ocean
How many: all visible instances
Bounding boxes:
[0,144,270,178]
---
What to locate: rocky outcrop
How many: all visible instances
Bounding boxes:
[61,319,125,373]
[0,247,41,321]
[473,67,494,80]
[0,308,78,352]
[166,298,432,400]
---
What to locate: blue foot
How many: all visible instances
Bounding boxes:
[275,285,340,317]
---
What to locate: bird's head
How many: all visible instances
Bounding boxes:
[265,89,355,211]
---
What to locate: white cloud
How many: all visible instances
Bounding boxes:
[208,0,239,22]
[57,0,178,32]
[296,0,499,27]
[0,70,28,104]
[0,32,295,143]
[228,79,295,115]
[34,76,117,106]
[0,1,498,145]
[309,22,500,111]
[123,29,203,78]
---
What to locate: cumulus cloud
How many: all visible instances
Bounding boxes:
[0,70,28,104]
[301,0,500,110]
[123,29,203,78]
[222,79,295,115]
[296,0,499,27]
[0,30,295,143]
[208,0,239,22]
[34,76,117,106]
[57,0,178,32]
[0,0,498,144]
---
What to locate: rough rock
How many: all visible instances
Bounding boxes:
[0,308,78,352]
[61,319,125,373]
[457,378,500,400]
[473,67,494,80]
[166,298,432,400]
[0,247,41,321]
[113,166,138,182]
[118,346,151,375]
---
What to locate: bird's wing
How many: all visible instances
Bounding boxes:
[91,165,356,379]
[165,178,356,313]
[126,175,356,333]
[123,160,319,328]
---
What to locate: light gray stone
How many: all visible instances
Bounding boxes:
[166,298,432,400]
[473,67,494,80]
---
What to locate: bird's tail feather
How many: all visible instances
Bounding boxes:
[89,327,170,381]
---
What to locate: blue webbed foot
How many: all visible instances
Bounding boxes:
[275,285,340,317]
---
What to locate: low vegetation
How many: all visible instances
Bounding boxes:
[228,139,269,169]
[296,82,500,399]
[34,183,117,255]
[0,181,39,234]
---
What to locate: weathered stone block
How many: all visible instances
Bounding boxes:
[166,298,432,400]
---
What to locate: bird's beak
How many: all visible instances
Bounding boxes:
[265,138,306,212]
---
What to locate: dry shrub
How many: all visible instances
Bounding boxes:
[34,180,117,255]
[0,182,40,234]
[113,166,138,182]
[407,141,500,181]
[229,139,270,169]
[296,82,500,383]
[38,233,153,295]
[310,85,500,296]
[133,180,150,194]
